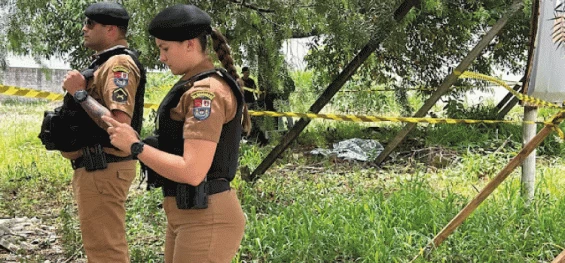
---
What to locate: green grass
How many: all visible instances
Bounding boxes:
[2,74,565,262]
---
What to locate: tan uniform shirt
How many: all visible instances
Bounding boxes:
[170,60,237,143]
[62,48,140,159]
[88,54,140,119]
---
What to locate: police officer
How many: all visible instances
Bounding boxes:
[60,2,145,262]
[103,4,248,262]
[241,66,260,105]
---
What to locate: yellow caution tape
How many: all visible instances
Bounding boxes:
[0,84,64,101]
[243,87,263,94]
[144,103,159,110]
[340,87,437,92]
[248,110,550,126]
[1,77,564,138]
[0,84,162,109]
[460,71,564,109]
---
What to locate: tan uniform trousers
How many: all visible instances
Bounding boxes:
[71,160,136,263]
[164,189,246,263]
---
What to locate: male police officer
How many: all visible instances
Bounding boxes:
[241,66,259,104]
[60,2,145,262]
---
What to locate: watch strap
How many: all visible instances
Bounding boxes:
[131,141,145,160]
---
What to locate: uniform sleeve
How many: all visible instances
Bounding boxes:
[170,76,237,143]
[99,55,140,118]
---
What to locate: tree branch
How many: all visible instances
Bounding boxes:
[292,29,320,38]
[228,0,275,13]
[228,0,315,14]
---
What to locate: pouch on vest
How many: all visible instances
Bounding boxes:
[37,68,100,152]
[38,94,83,152]
[140,135,166,190]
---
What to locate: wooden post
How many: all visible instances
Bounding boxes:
[248,0,422,181]
[495,77,524,119]
[497,0,538,120]
[412,110,565,261]
[375,0,525,165]
[522,106,537,202]
[497,95,521,120]
[552,249,565,263]
[496,78,524,110]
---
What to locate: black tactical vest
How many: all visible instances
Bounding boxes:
[39,47,146,152]
[152,68,243,196]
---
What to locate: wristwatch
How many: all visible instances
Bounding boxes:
[73,90,88,103]
[130,141,145,160]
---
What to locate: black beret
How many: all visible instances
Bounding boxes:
[85,2,129,27]
[148,4,212,41]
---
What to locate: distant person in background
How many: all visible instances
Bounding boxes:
[238,66,268,145]
[241,66,260,105]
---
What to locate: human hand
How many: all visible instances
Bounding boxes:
[62,70,86,95]
[103,115,139,154]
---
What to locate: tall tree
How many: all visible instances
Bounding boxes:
[2,0,531,111]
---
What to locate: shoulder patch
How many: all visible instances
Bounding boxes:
[112,65,130,73]
[191,91,215,120]
[112,88,128,103]
[112,65,129,89]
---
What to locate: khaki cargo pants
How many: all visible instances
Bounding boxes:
[72,160,136,263]
[164,190,246,262]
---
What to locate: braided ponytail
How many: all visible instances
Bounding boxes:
[209,29,251,135]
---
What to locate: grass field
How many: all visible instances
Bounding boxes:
[1,74,565,262]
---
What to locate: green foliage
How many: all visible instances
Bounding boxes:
[126,188,166,262]
[444,99,499,120]
[59,203,83,258]
[4,62,565,263]
[145,71,178,104]
[529,107,565,156]
[239,143,269,171]
[2,0,532,120]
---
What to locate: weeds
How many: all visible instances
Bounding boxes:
[2,74,565,262]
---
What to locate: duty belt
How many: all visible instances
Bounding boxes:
[163,179,230,196]
[71,146,133,171]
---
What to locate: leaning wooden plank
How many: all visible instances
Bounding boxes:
[411,110,565,261]
[248,0,422,181]
[375,0,526,165]
[552,249,565,263]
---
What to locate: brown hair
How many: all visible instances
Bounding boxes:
[117,25,128,39]
[197,29,251,134]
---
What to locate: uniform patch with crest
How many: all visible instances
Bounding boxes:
[191,90,215,120]
[112,88,128,103]
[112,66,130,88]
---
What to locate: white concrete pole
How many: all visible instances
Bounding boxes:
[522,106,538,202]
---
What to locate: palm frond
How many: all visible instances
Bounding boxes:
[551,15,565,49]
[556,2,565,13]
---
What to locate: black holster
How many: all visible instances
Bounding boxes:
[176,180,209,209]
[141,135,208,209]
[80,145,108,171]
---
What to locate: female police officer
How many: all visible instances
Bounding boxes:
[102,4,250,262]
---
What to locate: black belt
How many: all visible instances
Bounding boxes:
[71,153,133,170]
[163,179,230,196]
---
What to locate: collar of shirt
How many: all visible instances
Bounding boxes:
[91,45,128,60]
[182,58,215,81]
